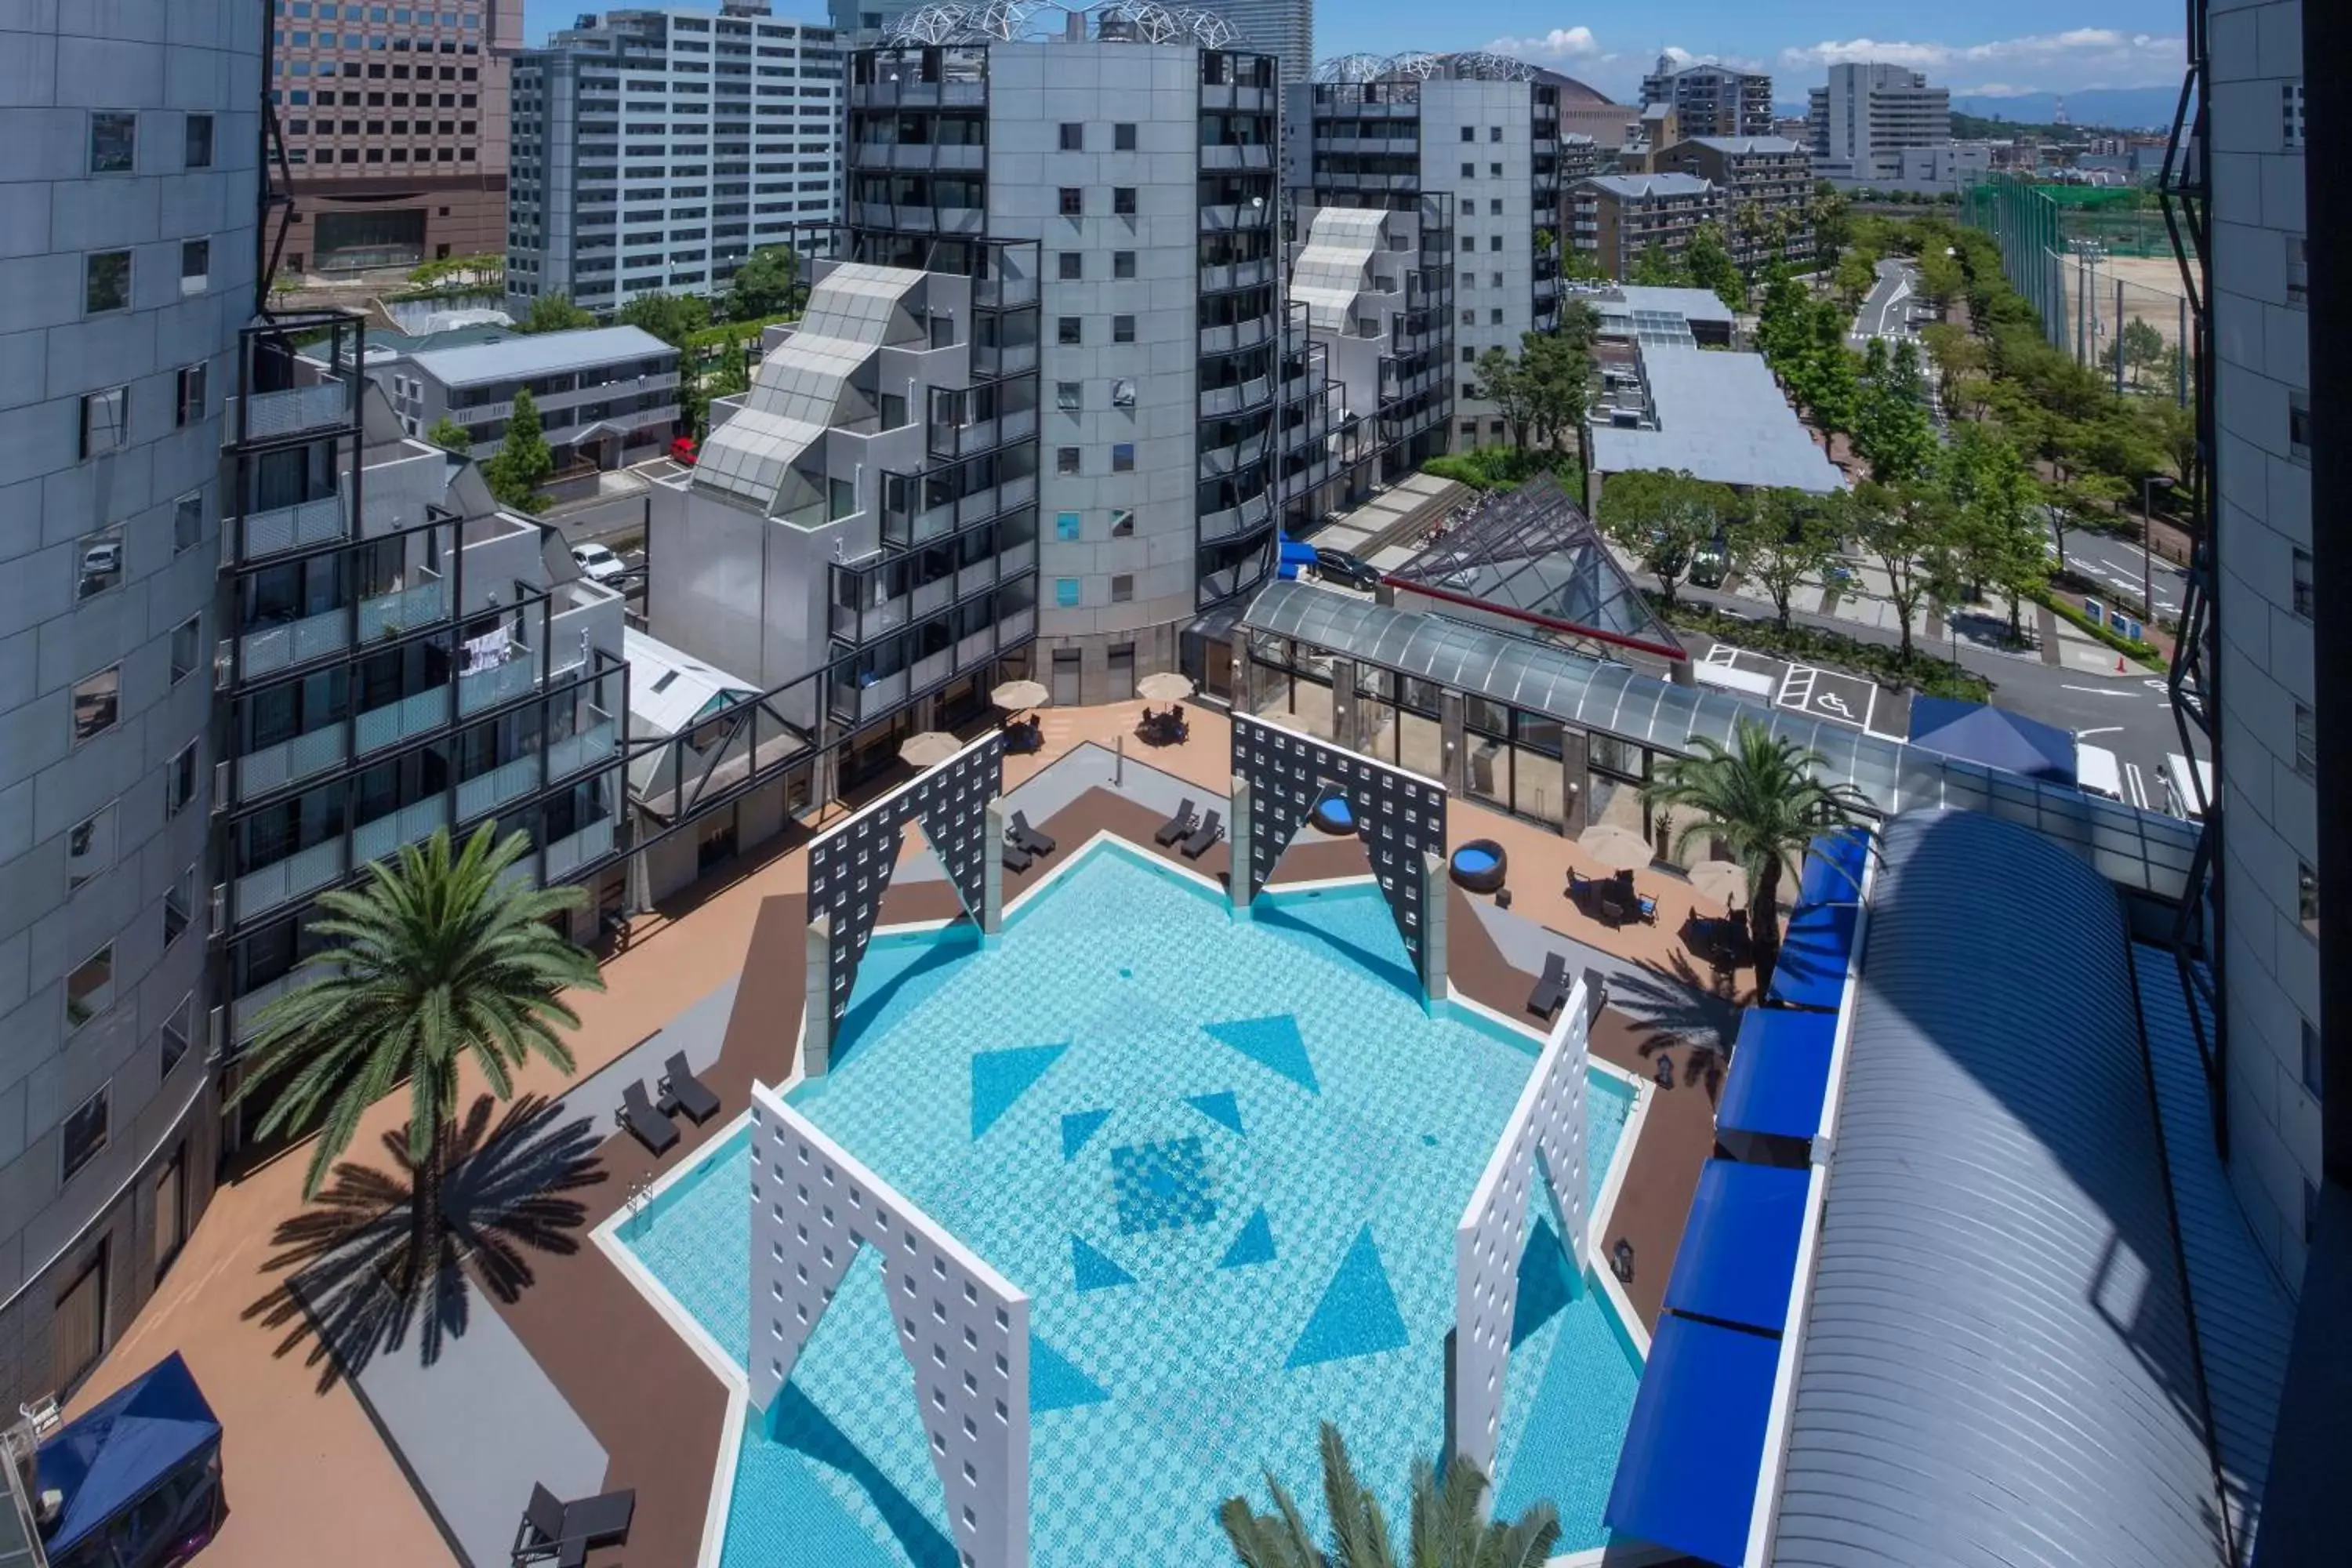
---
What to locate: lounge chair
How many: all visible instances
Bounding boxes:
[1526,952,1568,1020]
[1001,840,1033,873]
[1567,870,1599,908]
[1009,811,1056,856]
[1153,797,1199,846]
[660,1052,720,1124]
[1179,808,1224,859]
[514,1482,635,1568]
[619,1080,677,1156]
[1635,893,1659,925]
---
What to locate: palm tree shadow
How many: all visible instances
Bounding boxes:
[1607,953,1740,1103]
[244,1093,608,1392]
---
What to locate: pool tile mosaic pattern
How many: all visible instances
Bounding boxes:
[623,845,1639,1568]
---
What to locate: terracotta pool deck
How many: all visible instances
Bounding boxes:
[66,700,1751,1568]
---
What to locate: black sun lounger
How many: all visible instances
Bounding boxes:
[619,1080,677,1156]
[1180,808,1224,859]
[1009,810,1056,855]
[1002,839,1033,873]
[1154,798,1198,846]
[1526,952,1568,1020]
[515,1482,636,1568]
[661,1051,720,1124]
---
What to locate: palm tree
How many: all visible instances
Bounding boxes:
[231,824,603,1275]
[1219,1424,1559,1568]
[1644,720,1871,994]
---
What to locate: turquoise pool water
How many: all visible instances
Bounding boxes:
[622,841,1640,1567]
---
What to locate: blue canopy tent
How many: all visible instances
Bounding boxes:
[1765,899,1859,1012]
[1797,826,1871,907]
[1604,1315,1780,1566]
[1662,1161,1810,1334]
[1907,696,2078,786]
[38,1353,223,1568]
[1718,1008,1838,1144]
[1275,532,1318,581]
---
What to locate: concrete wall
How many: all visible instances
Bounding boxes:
[1417,81,1537,445]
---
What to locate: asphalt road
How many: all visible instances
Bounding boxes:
[1851,257,1920,347]
[2056,527,2188,620]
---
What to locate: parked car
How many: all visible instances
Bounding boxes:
[1313,547,1382,593]
[571,543,627,584]
[1689,539,1729,589]
[1822,559,1858,590]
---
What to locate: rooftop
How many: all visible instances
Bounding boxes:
[405,325,677,389]
[1585,343,1848,494]
[1682,135,1806,155]
[1578,172,1717,200]
[1585,285,1738,330]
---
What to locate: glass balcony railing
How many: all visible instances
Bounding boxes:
[235,721,350,800]
[456,756,539,822]
[233,839,344,923]
[245,379,355,441]
[350,797,451,867]
[544,818,615,882]
[355,687,455,756]
[459,643,542,715]
[546,719,618,780]
[238,492,349,558]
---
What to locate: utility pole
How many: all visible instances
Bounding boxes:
[2143,474,2157,621]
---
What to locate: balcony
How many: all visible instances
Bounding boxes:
[230,967,307,1044]
[240,604,350,680]
[1198,376,1272,419]
[833,667,910,727]
[459,643,542,716]
[972,340,1038,379]
[1200,258,1276,293]
[1199,318,1272,356]
[1199,490,1274,542]
[1199,203,1273,233]
[244,380,356,442]
[1199,142,1273,172]
[234,839,345,924]
[238,492,350,559]
[235,722,349,801]
[355,687,454,755]
[350,797,452,867]
[547,717,619,779]
[544,818,616,883]
[457,756,540,822]
[358,575,452,641]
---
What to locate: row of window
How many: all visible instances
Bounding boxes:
[74,502,208,608]
[288,146,477,164]
[1053,376,1140,410]
[1056,187,1142,218]
[1050,575,1137,608]
[282,119,476,137]
[88,111,213,176]
[290,87,475,107]
[276,1,470,22]
[274,31,479,52]
[276,60,479,81]
[60,989,198,1190]
[1052,509,1138,540]
[1051,444,1138,474]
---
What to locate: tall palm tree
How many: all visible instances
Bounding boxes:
[231,824,603,1272]
[1645,720,1871,994]
[1219,1424,1559,1568]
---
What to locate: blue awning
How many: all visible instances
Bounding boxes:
[1798,826,1871,906]
[1766,899,1859,1012]
[1663,1160,1810,1334]
[38,1352,222,1558]
[1605,1315,1780,1566]
[1718,1007,1838,1141]
[1907,695,2078,786]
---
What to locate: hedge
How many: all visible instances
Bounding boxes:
[1653,597,1994,703]
[2038,590,2165,670]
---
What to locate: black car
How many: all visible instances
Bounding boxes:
[1313,547,1383,592]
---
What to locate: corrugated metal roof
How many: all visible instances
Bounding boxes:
[1586,345,1849,494]
[405,325,675,388]
[1579,172,1715,199]
[1769,809,2229,1568]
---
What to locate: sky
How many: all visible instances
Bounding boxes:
[517,1,2188,106]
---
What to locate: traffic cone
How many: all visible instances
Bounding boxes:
[2116,655,2127,673]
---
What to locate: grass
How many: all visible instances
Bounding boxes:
[1653,595,1994,703]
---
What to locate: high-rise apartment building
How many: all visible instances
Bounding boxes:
[1197,0,1312,85]
[1566,172,1724,280]
[1638,57,1774,140]
[1806,61,1951,184]
[0,0,258,1412]
[1289,53,1566,451]
[506,2,845,313]
[267,0,521,270]
[1656,135,1813,271]
[827,0,924,42]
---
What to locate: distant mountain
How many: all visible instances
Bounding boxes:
[1769,87,2182,135]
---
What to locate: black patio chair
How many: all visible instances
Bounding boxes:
[660,1052,720,1124]
[618,1081,677,1156]
[1154,797,1199,846]
[1010,811,1056,856]
[1180,808,1224,859]
[514,1482,635,1568]
[1002,839,1033,873]
[1526,952,1569,1020]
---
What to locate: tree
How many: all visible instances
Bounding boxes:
[1940,427,2045,641]
[1915,247,1965,316]
[517,292,597,334]
[1597,468,1731,608]
[1630,241,1686,288]
[1853,479,1946,662]
[1219,1423,1559,1568]
[1684,223,1744,311]
[2119,318,2166,388]
[1853,337,1938,485]
[482,387,554,509]
[404,252,504,293]
[230,824,602,1279]
[617,290,713,349]
[1808,180,1853,272]
[1472,346,1536,452]
[726,245,800,321]
[1517,326,1593,453]
[423,416,472,456]
[1729,488,1842,630]
[1832,249,1878,315]
[1645,720,1871,996]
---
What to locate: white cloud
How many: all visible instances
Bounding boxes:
[1485,26,1602,60]
[1777,29,2185,87]
[1654,45,1768,74]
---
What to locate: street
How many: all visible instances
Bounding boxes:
[1851,256,1921,347]
[2055,527,2187,619]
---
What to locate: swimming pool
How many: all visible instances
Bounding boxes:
[620,839,1642,1567]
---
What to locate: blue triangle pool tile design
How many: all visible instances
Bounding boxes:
[1060,1109,1113,1162]
[1029,1333,1110,1411]
[1070,1233,1136,1294]
[1511,1214,1576,1348]
[1202,1014,1319,1095]
[1184,1091,1245,1138]
[970,1043,1069,1139]
[1218,1207,1278,1270]
[1285,1225,1409,1368]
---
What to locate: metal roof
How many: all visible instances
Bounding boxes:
[1768,808,2229,1568]
[1586,344,1849,494]
[1238,581,2202,901]
[1685,134,1806,155]
[405,325,675,389]
[1578,172,1716,200]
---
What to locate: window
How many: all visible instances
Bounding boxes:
[2293,547,2314,620]
[1461,309,1475,326]
[67,804,117,892]
[1490,308,1504,325]
[170,615,201,684]
[1461,162,1475,177]
[1058,187,1083,216]
[2284,81,2305,151]
[1460,236,1475,253]
[160,996,193,1080]
[1490,125,1502,143]
[81,388,129,459]
[1112,250,1135,278]
[85,250,131,314]
[155,1146,187,1275]
[1056,380,1082,411]
[1058,122,1083,151]
[89,111,136,172]
[1461,381,1477,399]
[1114,122,1136,151]
[2291,391,2311,461]
[1055,511,1082,541]
[175,363,207,427]
[163,863,194,948]
[67,945,114,1033]
[1112,187,1135,216]
[173,493,202,554]
[185,113,215,168]
[1458,269,1472,288]
[1461,346,1476,365]
[1488,419,1505,437]
[2299,861,2320,938]
[1490,162,1502,177]
[2303,1020,2325,1098]
[1112,314,1135,343]
[1058,316,1082,345]
[2296,703,2318,778]
[180,239,210,296]
[71,666,120,745]
[1111,379,1135,408]
[1056,446,1081,475]
[61,1090,111,1188]
[1111,574,1134,603]
[1109,508,1135,537]
[75,524,125,600]
[1054,577,1080,608]
[1490,234,1504,252]
[1488,198,1502,216]
[1459,125,1475,143]
[1054,249,1084,281]
[165,739,199,817]
[2288,236,2308,308]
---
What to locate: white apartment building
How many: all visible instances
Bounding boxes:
[506,0,844,312]
[1806,61,1951,183]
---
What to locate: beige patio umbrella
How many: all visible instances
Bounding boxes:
[991,678,1051,710]
[1687,859,1750,912]
[898,731,962,768]
[1576,822,1653,872]
[1136,671,1196,702]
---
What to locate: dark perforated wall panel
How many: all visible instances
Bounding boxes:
[1232,714,1447,975]
[805,735,1004,1025]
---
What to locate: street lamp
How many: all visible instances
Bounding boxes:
[2143,474,2158,622]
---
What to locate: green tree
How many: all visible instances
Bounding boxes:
[617,290,714,349]
[1597,468,1731,608]
[1853,338,1938,485]
[1218,1423,1559,1568]
[725,245,800,322]
[1519,325,1593,452]
[404,252,504,292]
[516,292,597,334]
[423,416,472,456]
[2119,318,2166,388]
[1684,223,1744,311]
[230,824,602,1274]
[1832,249,1878,315]
[1644,720,1872,994]
[482,387,554,509]
[1808,180,1853,272]
[1729,488,1842,630]
[1630,241,1686,288]
[1940,427,2045,641]
[1853,479,1946,662]
[1472,345,1536,452]
[1915,247,1965,317]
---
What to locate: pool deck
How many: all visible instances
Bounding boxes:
[62,700,1743,1568]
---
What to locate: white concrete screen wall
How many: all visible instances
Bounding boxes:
[1451,978,1591,1479]
[748,1083,1032,1568]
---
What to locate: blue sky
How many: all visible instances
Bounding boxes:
[518,2,2187,104]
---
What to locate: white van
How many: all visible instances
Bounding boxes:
[2163,753,2216,821]
[2075,743,2123,804]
